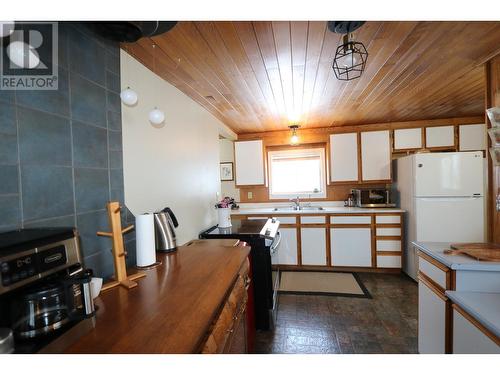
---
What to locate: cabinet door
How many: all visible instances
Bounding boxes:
[394,128,422,150]
[330,228,372,267]
[301,228,327,265]
[330,133,359,182]
[276,228,298,265]
[360,130,391,181]
[234,140,264,186]
[459,124,486,151]
[452,309,500,354]
[425,126,455,148]
[418,281,446,354]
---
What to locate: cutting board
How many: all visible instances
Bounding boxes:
[443,243,500,262]
[185,239,241,247]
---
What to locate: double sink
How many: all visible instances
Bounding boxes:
[273,206,324,212]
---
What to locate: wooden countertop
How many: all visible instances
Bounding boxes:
[63,243,250,354]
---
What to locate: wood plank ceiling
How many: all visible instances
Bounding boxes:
[121,21,500,134]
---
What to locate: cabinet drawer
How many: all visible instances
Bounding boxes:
[376,227,401,236]
[377,255,401,268]
[418,255,448,290]
[376,240,401,252]
[300,216,326,224]
[275,216,297,224]
[375,215,400,224]
[330,216,371,225]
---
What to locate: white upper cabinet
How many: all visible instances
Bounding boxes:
[459,124,486,151]
[425,126,455,148]
[394,128,422,150]
[330,133,359,182]
[361,130,391,181]
[234,140,265,186]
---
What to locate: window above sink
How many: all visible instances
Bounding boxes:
[267,146,327,200]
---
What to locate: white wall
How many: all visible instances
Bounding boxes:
[120,51,235,245]
[219,138,241,201]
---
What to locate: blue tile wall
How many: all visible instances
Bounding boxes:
[0,22,135,279]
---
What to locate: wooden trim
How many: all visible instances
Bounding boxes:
[375,223,402,228]
[370,215,377,267]
[417,250,450,272]
[330,224,372,228]
[418,271,447,300]
[296,226,302,266]
[450,270,457,291]
[375,235,402,240]
[330,212,373,216]
[300,223,328,228]
[325,225,332,267]
[274,264,401,274]
[452,304,500,346]
[357,132,362,183]
[376,251,402,256]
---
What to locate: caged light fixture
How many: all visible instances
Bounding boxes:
[328,21,368,81]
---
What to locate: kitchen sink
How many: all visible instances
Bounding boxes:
[273,206,324,211]
[299,206,324,211]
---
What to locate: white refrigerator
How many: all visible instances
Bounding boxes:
[393,151,485,280]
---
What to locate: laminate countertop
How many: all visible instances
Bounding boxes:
[231,206,405,215]
[62,243,250,354]
[413,241,500,271]
[446,291,500,339]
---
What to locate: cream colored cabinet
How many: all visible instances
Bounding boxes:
[276,228,298,265]
[459,124,486,151]
[330,133,359,182]
[330,227,372,267]
[360,130,391,181]
[394,128,422,150]
[234,140,264,186]
[418,280,447,354]
[452,308,500,353]
[425,126,455,148]
[301,228,327,266]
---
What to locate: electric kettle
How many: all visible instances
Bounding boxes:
[154,207,179,252]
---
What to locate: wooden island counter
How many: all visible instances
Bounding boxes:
[61,241,251,354]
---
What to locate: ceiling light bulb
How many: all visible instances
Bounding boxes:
[291,134,299,145]
[120,87,138,106]
[7,41,40,69]
[149,108,165,125]
[337,52,357,68]
[0,21,15,38]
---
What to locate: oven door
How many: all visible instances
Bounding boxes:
[268,231,281,325]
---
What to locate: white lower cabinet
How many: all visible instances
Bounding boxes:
[330,228,372,267]
[301,228,327,266]
[418,281,446,354]
[275,228,298,265]
[452,308,500,354]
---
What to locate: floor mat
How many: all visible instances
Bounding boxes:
[278,271,371,298]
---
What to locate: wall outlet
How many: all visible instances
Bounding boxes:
[247,191,253,200]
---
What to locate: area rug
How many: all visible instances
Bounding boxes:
[278,271,371,298]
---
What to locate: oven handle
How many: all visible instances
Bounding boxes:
[270,231,281,254]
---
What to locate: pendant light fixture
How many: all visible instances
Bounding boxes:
[289,125,300,145]
[328,21,368,81]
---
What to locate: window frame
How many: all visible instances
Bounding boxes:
[267,144,327,200]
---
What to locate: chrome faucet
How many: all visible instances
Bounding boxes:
[290,196,300,210]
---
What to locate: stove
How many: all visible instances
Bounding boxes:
[200,218,280,331]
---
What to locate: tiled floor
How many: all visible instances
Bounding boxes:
[255,272,418,354]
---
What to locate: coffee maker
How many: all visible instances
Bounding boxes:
[0,228,95,353]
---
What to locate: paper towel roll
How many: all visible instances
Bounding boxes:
[136,213,156,267]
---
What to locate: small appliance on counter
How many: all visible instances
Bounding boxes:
[351,188,395,208]
[154,207,179,252]
[0,228,95,353]
[200,218,281,331]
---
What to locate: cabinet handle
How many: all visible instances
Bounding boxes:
[227,328,234,334]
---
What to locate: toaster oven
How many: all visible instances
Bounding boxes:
[351,188,396,208]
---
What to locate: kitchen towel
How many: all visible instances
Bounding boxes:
[136,213,156,267]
